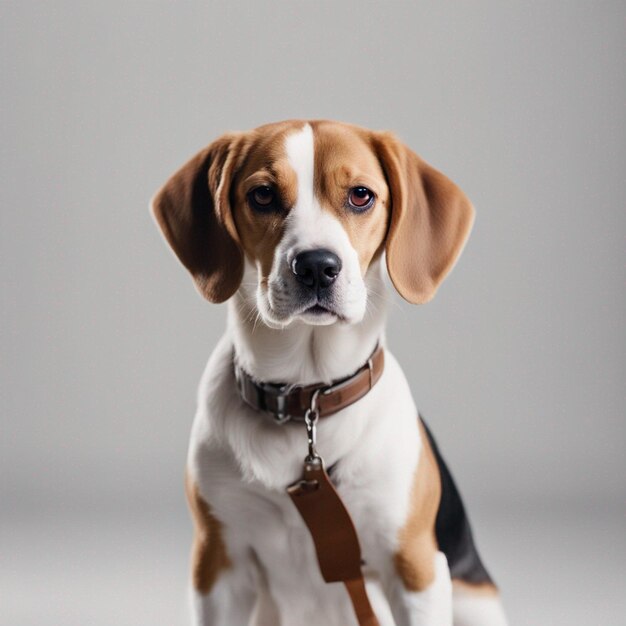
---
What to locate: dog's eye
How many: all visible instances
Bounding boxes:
[347,187,375,212]
[248,186,278,212]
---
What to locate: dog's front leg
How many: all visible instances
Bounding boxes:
[186,475,257,626]
[190,566,257,626]
[384,551,453,626]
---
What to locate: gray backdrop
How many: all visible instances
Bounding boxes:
[2,2,625,626]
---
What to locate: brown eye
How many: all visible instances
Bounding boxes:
[347,187,375,212]
[248,186,277,211]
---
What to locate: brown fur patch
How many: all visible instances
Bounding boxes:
[372,131,475,304]
[311,121,390,275]
[230,121,303,278]
[185,472,231,594]
[393,420,442,591]
[151,133,246,303]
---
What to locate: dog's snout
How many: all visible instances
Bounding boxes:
[292,249,342,290]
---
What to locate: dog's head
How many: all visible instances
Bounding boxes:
[151,120,474,327]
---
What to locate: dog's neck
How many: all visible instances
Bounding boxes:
[228,261,387,386]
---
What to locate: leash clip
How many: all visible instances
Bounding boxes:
[303,387,324,463]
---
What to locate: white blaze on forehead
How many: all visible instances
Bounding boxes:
[285,124,315,212]
[281,123,355,259]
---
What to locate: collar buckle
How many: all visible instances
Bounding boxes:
[256,379,295,424]
[273,391,291,424]
[234,343,383,424]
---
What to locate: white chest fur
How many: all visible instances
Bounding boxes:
[187,325,422,625]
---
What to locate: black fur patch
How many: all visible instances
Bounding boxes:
[420,416,495,585]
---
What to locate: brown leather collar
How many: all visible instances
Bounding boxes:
[234,344,385,423]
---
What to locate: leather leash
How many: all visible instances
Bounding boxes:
[287,458,380,626]
[234,345,384,626]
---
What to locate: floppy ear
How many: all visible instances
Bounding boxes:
[150,133,245,303]
[373,133,475,304]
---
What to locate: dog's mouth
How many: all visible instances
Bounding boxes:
[305,304,332,315]
[263,278,356,326]
[298,302,347,324]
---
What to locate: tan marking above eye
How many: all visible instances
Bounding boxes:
[333,171,382,196]
[242,171,278,193]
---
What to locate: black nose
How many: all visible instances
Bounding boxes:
[292,249,342,290]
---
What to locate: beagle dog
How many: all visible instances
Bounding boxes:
[151,120,508,626]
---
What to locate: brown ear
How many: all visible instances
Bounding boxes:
[373,133,475,304]
[150,133,245,303]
